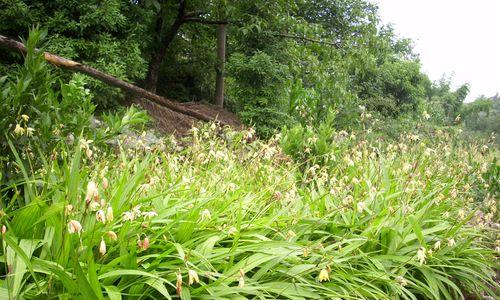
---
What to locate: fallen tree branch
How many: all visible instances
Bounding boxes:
[0,34,216,123]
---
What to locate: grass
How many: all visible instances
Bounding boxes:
[0,123,498,299]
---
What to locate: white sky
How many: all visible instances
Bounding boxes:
[373,0,500,101]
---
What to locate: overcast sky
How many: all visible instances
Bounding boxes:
[372,0,500,101]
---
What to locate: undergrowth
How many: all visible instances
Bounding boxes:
[0,123,498,299]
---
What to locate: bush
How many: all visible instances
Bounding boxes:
[0,28,94,176]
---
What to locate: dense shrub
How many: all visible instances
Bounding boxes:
[0,29,95,174]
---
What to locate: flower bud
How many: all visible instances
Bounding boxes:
[99,238,106,256]
[102,177,109,189]
[107,231,118,241]
[106,206,114,222]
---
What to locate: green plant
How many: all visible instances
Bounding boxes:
[0,28,94,179]
[0,123,497,299]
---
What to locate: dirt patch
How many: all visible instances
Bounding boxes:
[137,99,243,136]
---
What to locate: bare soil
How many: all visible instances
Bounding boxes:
[136,98,243,136]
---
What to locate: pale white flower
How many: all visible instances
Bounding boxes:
[65,204,74,215]
[96,210,106,224]
[99,238,106,256]
[238,269,245,288]
[102,177,109,189]
[89,201,101,211]
[21,114,29,122]
[422,111,430,120]
[433,240,441,250]
[318,269,330,282]
[106,206,114,222]
[122,211,135,222]
[26,127,35,137]
[396,276,408,286]
[287,230,296,239]
[68,220,82,234]
[200,209,212,221]
[188,269,200,285]
[227,227,238,236]
[447,238,456,247]
[357,201,366,213]
[416,247,426,265]
[142,211,158,219]
[86,181,99,202]
[132,205,142,216]
[13,124,25,136]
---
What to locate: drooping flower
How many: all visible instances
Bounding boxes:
[447,238,456,247]
[176,272,183,295]
[396,276,408,287]
[102,177,109,189]
[200,209,211,221]
[416,247,426,265]
[1,225,6,235]
[99,238,106,256]
[318,268,330,282]
[422,111,430,120]
[238,269,245,288]
[13,124,25,136]
[21,114,29,122]
[142,211,158,219]
[85,181,99,203]
[142,236,150,250]
[85,148,93,159]
[122,211,135,222]
[96,210,106,224]
[89,201,101,211]
[357,201,366,213]
[433,240,441,250]
[68,220,83,234]
[107,231,118,241]
[65,204,74,215]
[137,236,150,251]
[188,269,200,285]
[303,247,309,257]
[106,206,114,222]
[227,227,238,236]
[26,127,35,137]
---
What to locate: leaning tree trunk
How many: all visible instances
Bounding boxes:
[0,34,216,123]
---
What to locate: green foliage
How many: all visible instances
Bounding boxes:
[0,28,94,173]
[227,51,292,137]
[0,124,497,298]
[0,0,151,108]
[462,95,500,135]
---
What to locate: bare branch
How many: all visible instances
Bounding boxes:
[183,17,228,25]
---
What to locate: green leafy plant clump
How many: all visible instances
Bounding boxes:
[0,121,498,299]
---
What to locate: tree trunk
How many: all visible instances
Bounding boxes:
[0,34,215,123]
[215,24,226,108]
[144,0,187,93]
